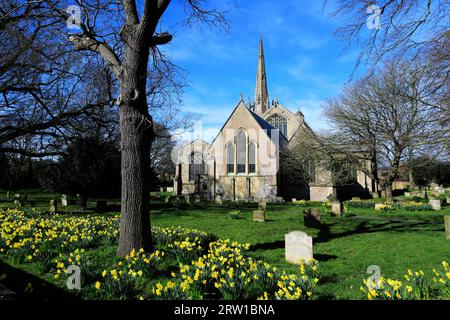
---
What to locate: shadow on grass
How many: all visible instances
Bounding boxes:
[0,259,79,300]
[314,218,444,244]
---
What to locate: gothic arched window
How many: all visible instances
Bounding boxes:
[226,142,234,174]
[236,129,246,174]
[268,114,288,137]
[189,151,205,181]
[249,141,256,174]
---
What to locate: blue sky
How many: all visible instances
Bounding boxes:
[160,0,365,142]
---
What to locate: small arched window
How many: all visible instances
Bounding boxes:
[268,114,288,137]
[236,130,246,174]
[249,141,256,174]
[226,142,234,174]
[189,151,205,181]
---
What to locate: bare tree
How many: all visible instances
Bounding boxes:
[323,59,446,202]
[61,0,227,256]
[326,0,449,68]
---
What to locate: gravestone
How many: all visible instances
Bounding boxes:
[160,187,164,192]
[374,203,384,211]
[13,194,22,206]
[444,216,450,240]
[167,187,174,193]
[184,195,191,205]
[446,196,450,204]
[96,200,107,211]
[215,195,223,205]
[61,194,68,206]
[165,196,171,204]
[331,201,342,217]
[303,208,320,228]
[292,198,297,202]
[49,199,57,214]
[372,192,379,199]
[285,231,313,264]
[430,199,441,211]
[253,210,265,222]
[404,192,411,197]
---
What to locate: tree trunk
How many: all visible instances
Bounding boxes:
[117,32,154,257]
[117,101,153,256]
[385,183,393,203]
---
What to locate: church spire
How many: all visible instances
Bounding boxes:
[254,35,269,115]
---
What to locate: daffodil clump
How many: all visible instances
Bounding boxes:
[151,225,214,248]
[395,201,432,211]
[0,208,119,264]
[228,209,240,219]
[151,239,320,300]
[362,261,450,300]
[432,261,450,298]
[93,248,165,300]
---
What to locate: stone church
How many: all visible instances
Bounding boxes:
[173,37,375,202]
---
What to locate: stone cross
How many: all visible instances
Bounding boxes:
[285,231,313,264]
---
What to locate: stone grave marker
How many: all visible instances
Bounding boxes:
[331,201,342,217]
[303,208,321,228]
[253,210,265,222]
[404,192,411,197]
[430,199,441,211]
[61,194,68,206]
[445,216,450,240]
[292,198,297,202]
[285,231,313,264]
[446,196,450,204]
[165,196,171,204]
[49,199,57,214]
[374,203,384,211]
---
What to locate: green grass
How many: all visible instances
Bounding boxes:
[150,203,450,299]
[1,190,450,300]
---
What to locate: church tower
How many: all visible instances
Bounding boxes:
[254,35,269,115]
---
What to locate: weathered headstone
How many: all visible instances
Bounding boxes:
[285,231,313,264]
[374,203,384,211]
[430,199,441,211]
[331,201,342,217]
[292,198,297,202]
[49,199,57,214]
[445,216,450,240]
[96,200,107,211]
[253,210,265,222]
[160,187,164,192]
[303,208,320,228]
[165,196,171,204]
[404,192,411,197]
[215,195,223,205]
[61,194,68,206]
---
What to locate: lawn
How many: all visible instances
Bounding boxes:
[1,191,450,300]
